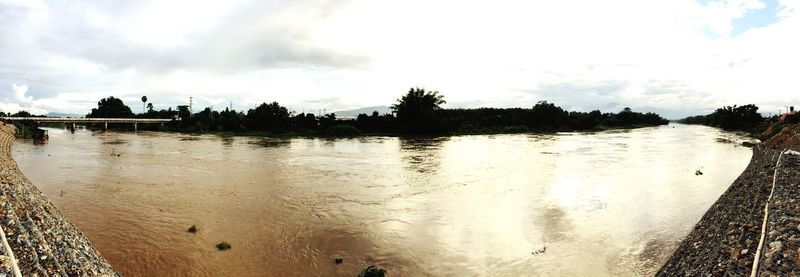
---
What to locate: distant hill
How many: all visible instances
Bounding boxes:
[332,106,392,117]
[46,112,83,118]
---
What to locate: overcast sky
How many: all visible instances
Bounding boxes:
[1,0,798,118]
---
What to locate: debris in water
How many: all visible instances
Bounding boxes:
[216,242,231,251]
[531,246,547,255]
[187,225,197,233]
[358,265,386,277]
[695,170,703,176]
[334,258,343,264]
[716,138,735,144]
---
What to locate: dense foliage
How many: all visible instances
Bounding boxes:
[391,88,446,133]
[0,111,46,138]
[87,96,135,118]
[680,104,764,131]
[246,102,290,131]
[18,89,670,136]
[436,103,668,133]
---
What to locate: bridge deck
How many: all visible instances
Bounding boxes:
[0,117,176,123]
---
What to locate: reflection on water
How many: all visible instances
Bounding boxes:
[400,137,448,173]
[248,137,292,148]
[11,124,755,276]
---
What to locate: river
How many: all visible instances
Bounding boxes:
[11,123,755,276]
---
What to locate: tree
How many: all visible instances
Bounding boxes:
[529,101,567,128]
[246,102,290,131]
[146,103,154,112]
[219,108,245,130]
[680,104,763,131]
[141,96,148,114]
[617,107,634,125]
[11,110,32,117]
[290,113,318,130]
[176,105,191,119]
[87,96,134,118]
[391,87,446,133]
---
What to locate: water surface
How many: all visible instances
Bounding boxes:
[12,124,755,276]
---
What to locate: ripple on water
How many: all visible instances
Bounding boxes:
[10,125,754,276]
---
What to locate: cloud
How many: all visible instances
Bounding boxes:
[0,83,47,114]
[513,80,629,112]
[29,0,371,74]
[11,84,32,106]
[0,0,798,118]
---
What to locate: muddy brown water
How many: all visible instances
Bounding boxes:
[11,124,754,276]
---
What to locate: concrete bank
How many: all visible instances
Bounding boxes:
[0,122,117,276]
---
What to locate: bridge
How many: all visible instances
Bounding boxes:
[0,117,178,131]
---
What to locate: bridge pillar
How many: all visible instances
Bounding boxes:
[69,123,76,133]
[134,122,138,132]
[104,122,108,131]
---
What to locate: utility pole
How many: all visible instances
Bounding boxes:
[189,96,193,113]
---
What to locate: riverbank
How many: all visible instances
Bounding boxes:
[103,121,668,140]
[0,122,117,275]
[659,123,800,276]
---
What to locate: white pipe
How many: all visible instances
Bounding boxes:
[750,149,786,277]
[0,224,22,277]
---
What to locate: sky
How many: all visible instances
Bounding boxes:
[0,0,799,119]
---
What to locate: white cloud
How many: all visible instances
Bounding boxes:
[0,0,797,117]
[0,84,46,114]
[11,84,32,106]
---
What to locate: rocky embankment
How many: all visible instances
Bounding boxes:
[0,123,117,276]
[659,123,800,276]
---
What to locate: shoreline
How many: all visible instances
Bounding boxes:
[0,122,117,275]
[658,146,777,275]
[659,124,800,276]
[67,122,669,139]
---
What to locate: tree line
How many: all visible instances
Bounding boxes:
[12,88,670,136]
[679,104,765,132]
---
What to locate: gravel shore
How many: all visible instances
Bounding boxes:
[658,146,780,276]
[755,150,800,276]
[0,123,117,276]
[660,124,800,276]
